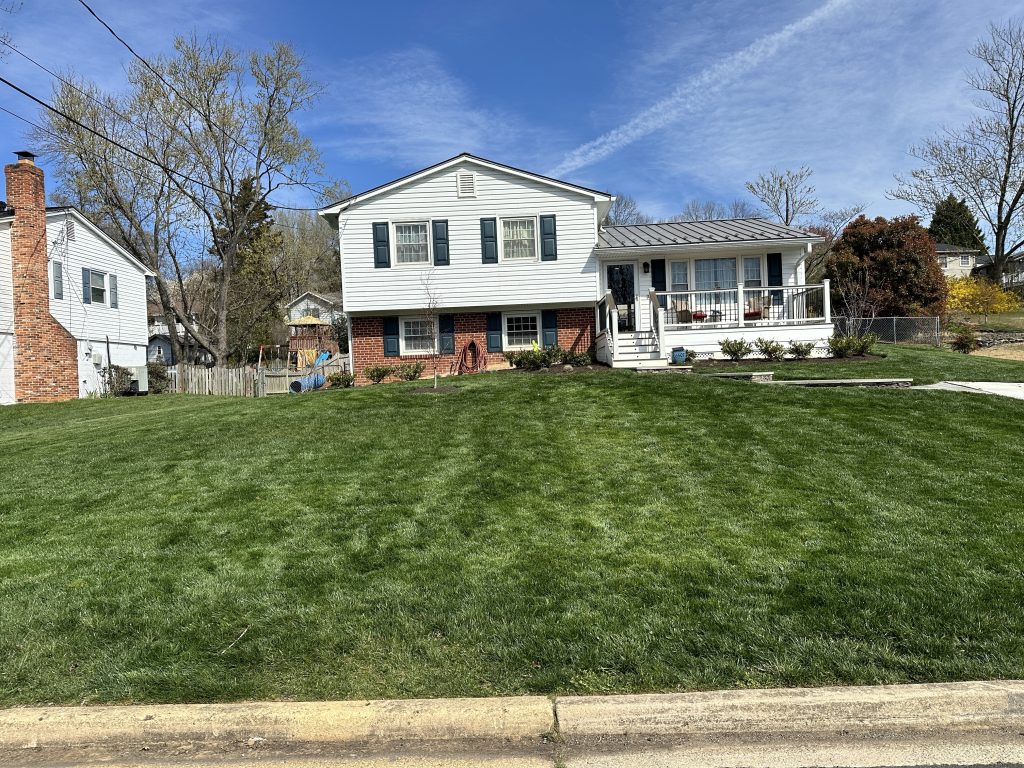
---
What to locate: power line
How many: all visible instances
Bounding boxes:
[74,0,322,195]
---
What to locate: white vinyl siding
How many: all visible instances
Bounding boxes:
[337,161,601,313]
[400,316,436,355]
[503,312,540,349]
[501,217,537,261]
[394,222,430,265]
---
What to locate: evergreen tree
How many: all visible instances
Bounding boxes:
[928,194,989,255]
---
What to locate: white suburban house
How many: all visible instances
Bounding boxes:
[1,152,152,404]
[285,291,343,323]
[935,242,981,278]
[318,154,831,383]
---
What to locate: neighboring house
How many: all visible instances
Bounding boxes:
[935,242,980,278]
[318,153,831,383]
[285,291,343,323]
[974,252,1024,288]
[1,151,153,404]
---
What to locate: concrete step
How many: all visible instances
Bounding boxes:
[615,351,663,361]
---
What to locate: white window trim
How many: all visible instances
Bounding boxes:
[391,220,433,268]
[742,254,765,287]
[502,311,542,351]
[88,268,108,306]
[398,315,437,356]
[960,254,972,268]
[498,216,540,263]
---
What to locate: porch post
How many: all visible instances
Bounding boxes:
[737,277,745,328]
[823,279,831,324]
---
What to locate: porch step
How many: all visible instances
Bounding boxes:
[614,350,664,361]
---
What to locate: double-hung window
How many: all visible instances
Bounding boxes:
[670,261,689,291]
[743,256,763,287]
[88,269,107,304]
[394,222,430,265]
[960,254,972,268]
[504,313,540,349]
[694,258,737,290]
[501,218,537,261]
[400,317,436,355]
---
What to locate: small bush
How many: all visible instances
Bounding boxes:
[827,334,856,358]
[147,362,170,394]
[102,365,134,397]
[950,327,980,354]
[395,361,426,381]
[563,350,593,367]
[754,337,786,362]
[850,332,879,356]
[505,344,574,370]
[719,338,753,361]
[328,371,355,388]
[363,365,394,384]
[787,341,815,360]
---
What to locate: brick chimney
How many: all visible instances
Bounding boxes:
[5,151,79,403]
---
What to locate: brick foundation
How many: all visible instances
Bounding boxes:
[351,308,596,385]
[5,156,79,403]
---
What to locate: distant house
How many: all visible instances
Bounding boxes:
[1,151,153,404]
[285,291,343,324]
[935,242,981,278]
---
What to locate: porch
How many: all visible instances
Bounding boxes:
[595,281,834,367]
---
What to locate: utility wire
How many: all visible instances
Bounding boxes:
[74,0,323,195]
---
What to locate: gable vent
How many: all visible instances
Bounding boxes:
[66,219,76,241]
[456,171,476,198]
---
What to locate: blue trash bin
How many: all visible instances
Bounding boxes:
[671,347,687,365]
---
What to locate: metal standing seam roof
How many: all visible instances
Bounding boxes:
[597,218,821,249]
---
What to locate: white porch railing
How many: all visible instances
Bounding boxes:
[595,290,617,364]
[657,280,831,329]
[648,288,665,358]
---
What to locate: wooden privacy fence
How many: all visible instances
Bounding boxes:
[169,356,350,397]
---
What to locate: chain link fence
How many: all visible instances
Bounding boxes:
[834,316,942,347]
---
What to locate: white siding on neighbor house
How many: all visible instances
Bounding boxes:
[287,296,342,323]
[0,224,13,404]
[339,160,601,314]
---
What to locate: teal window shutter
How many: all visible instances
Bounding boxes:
[540,215,557,261]
[439,314,455,353]
[383,317,399,357]
[52,261,63,300]
[432,220,449,266]
[486,312,502,352]
[373,223,391,268]
[480,218,497,263]
[109,274,118,308]
[81,267,91,304]
[541,310,557,347]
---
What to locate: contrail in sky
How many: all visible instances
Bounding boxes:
[549,0,856,177]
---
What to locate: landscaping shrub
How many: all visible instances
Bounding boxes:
[102,365,134,397]
[327,372,355,388]
[950,327,980,354]
[787,341,815,360]
[850,332,879,356]
[754,337,786,362]
[363,365,394,384]
[719,338,753,361]
[563,350,593,367]
[505,344,582,370]
[147,362,170,394]
[395,362,426,381]
[827,334,856,358]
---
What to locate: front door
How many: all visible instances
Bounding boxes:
[606,263,636,332]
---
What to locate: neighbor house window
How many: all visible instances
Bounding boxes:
[504,313,540,349]
[52,261,64,299]
[960,254,972,268]
[743,256,762,287]
[670,261,689,291]
[501,218,537,261]
[400,317,436,355]
[394,222,430,265]
[88,269,107,304]
[694,258,737,290]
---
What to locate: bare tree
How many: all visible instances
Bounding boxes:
[890,20,1024,277]
[604,193,653,225]
[804,204,865,281]
[669,198,761,222]
[420,272,442,389]
[745,166,818,225]
[274,208,342,300]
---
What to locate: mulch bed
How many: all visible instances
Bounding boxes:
[500,364,615,375]
[693,354,884,370]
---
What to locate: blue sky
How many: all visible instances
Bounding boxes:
[0,0,1019,221]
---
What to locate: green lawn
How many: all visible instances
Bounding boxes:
[695,343,1024,383]
[2,346,1024,706]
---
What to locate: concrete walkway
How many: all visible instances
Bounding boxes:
[913,381,1024,399]
[3,681,1024,767]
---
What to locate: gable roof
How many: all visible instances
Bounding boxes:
[286,290,343,309]
[597,218,823,250]
[0,206,154,276]
[935,242,980,255]
[318,153,613,217]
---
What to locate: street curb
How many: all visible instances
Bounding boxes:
[0,696,554,752]
[1,681,1022,756]
[556,680,1024,742]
